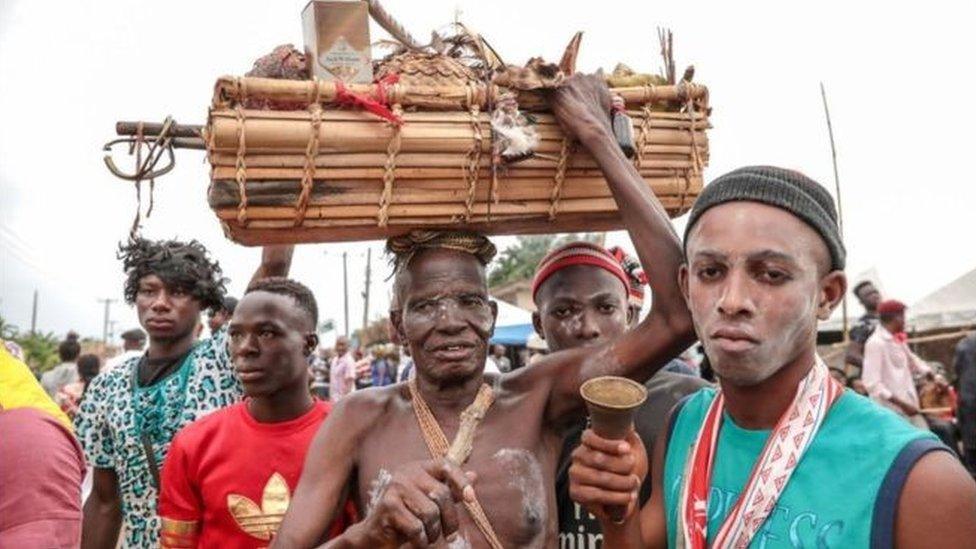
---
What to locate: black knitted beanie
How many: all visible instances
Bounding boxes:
[683,166,846,271]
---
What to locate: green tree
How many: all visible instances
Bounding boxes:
[0,315,18,339]
[1,313,62,372]
[318,318,336,334]
[488,233,603,288]
[15,331,60,372]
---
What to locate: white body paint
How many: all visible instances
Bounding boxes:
[493,448,547,547]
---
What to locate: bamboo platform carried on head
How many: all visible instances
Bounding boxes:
[205,75,710,245]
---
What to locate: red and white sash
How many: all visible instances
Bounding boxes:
[676,357,844,549]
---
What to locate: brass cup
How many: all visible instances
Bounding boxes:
[579,376,648,524]
[580,376,648,440]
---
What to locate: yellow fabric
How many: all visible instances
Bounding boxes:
[0,343,73,431]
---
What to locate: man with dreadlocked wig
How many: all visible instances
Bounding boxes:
[75,238,293,548]
[275,74,696,548]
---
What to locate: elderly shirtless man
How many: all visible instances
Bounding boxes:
[273,74,696,548]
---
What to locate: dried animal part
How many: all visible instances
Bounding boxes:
[446,22,504,72]
[247,44,309,80]
[493,57,565,91]
[605,63,668,88]
[558,32,583,75]
[375,51,481,87]
[491,92,538,162]
[244,45,310,110]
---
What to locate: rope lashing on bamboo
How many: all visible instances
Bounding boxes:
[685,99,702,175]
[489,156,500,213]
[548,138,574,220]
[234,106,250,225]
[408,377,504,549]
[295,103,323,226]
[483,77,500,220]
[489,160,499,205]
[238,77,249,109]
[674,168,691,212]
[305,76,321,105]
[377,103,404,227]
[633,103,654,170]
[462,83,483,223]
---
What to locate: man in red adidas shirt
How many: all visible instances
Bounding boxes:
[158,277,352,547]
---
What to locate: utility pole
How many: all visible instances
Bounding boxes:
[30,289,38,335]
[342,251,349,337]
[820,82,848,341]
[362,247,371,331]
[98,298,117,344]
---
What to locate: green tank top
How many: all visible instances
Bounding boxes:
[663,388,944,548]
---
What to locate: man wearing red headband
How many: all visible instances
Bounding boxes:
[531,241,707,548]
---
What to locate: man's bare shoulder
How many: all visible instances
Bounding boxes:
[493,365,557,397]
[332,383,411,424]
[896,449,976,546]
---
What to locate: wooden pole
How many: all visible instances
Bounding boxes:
[820,82,849,342]
[342,251,349,337]
[30,289,38,335]
[362,247,371,331]
[99,298,116,344]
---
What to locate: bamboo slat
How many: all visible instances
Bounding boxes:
[208,177,699,208]
[208,148,697,169]
[206,110,708,154]
[212,76,709,112]
[220,213,630,245]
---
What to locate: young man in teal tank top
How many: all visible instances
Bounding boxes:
[567,167,976,547]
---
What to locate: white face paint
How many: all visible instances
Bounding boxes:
[447,533,471,549]
[366,468,392,515]
[493,448,547,547]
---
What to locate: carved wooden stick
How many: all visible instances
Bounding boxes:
[446,384,495,465]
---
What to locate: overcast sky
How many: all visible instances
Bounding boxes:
[1,0,973,343]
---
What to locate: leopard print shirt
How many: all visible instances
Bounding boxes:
[75,330,242,548]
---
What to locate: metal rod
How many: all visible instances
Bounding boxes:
[820,82,849,342]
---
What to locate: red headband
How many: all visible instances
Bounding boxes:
[532,242,631,304]
[877,299,907,315]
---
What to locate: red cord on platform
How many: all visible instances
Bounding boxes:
[334,74,403,126]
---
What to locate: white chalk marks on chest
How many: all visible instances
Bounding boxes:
[492,448,547,547]
[366,468,393,515]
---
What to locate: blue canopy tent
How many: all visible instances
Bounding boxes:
[490,299,534,346]
[491,323,535,346]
